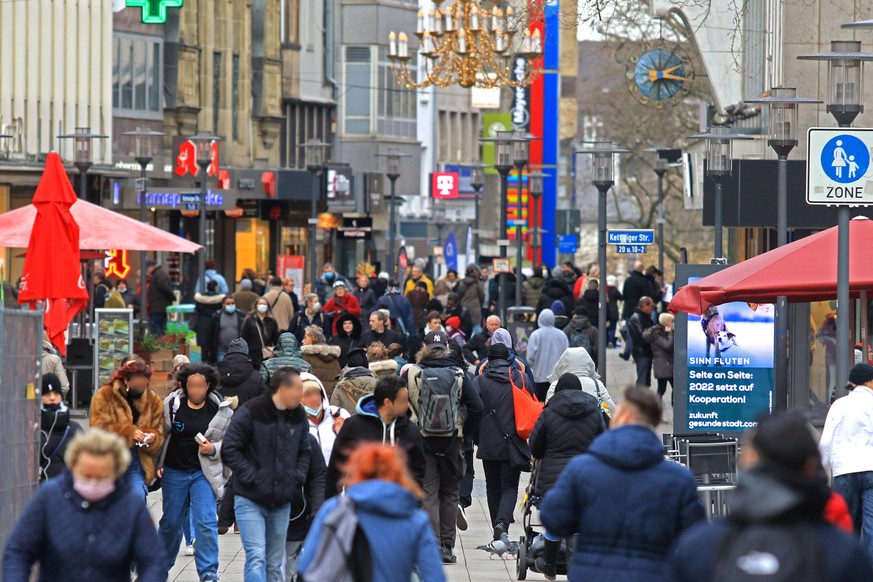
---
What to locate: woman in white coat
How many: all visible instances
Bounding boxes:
[300,372,351,464]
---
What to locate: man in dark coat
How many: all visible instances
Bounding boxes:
[217,338,267,405]
[360,310,404,349]
[325,375,426,497]
[540,386,704,582]
[208,295,245,363]
[621,261,650,320]
[221,367,312,582]
[442,292,474,338]
[536,277,575,316]
[672,411,873,582]
[628,297,656,387]
[379,279,416,338]
[193,280,225,360]
[464,315,501,365]
[146,260,175,335]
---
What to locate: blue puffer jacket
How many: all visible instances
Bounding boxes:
[2,471,165,582]
[298,480,445,582]
[540,424,705,582]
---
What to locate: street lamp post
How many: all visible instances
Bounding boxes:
[187,134,222,297]
[746,88,820,410]
[576,141,630,380]
[799,39,873,397]
[644,147,682,276]
[301,140,331,289]
[123,127,165,330]
[527,171,546,265]
[469,162,486,264]
[377,149,411,278]
[58,128,107,203]
[481,131,518,321]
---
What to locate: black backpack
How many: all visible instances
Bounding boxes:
[711,521,825,582]
[569,328,592,353]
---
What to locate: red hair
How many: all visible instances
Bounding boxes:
[342,443,423,498]
[111,358,153,382]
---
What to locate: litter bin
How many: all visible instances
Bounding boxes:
[506,306,536,359]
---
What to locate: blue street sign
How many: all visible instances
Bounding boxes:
[558,234,577,254]
[444,232,458,271]
[616,244,647,254]
[180,193,201,204]
[184,203,199,211]
[608,229,655,245]
[820,134,870,184]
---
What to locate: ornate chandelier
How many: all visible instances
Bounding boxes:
[388,0,544,89]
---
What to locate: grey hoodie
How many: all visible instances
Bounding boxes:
[526,309,569,383]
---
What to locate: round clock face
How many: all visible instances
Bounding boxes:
[626,48,694,108]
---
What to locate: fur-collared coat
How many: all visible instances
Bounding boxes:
[302,343,343,398]
[89,380,165,484]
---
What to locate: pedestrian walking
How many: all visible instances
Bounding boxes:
[643,313,674,402]
[41,334,70,396]
[195,260,230,295]
[354,274,379,324]
[259,332,312,386]
[262,277,295,333]
[328,312,364,368]
[301,325,343,396]
[147,259,175,335]
[289,293,330,343]
[300,372,350,463]
[545,347,615,413]
[535,277,574,316]
[361,309,404,348]
[456,265,486,333]
[38,373,83,481]
[606,274,621,348]
[322,280,361,336]
[221,367,313,582]
[314,263,346,305]
[329,348,377,415]
[298,444,446,582]
[233,279,261,317]
[674,411,872,581]
[527,309,569,401]
[194,281,225,362]
[563,305,599,368]
[464,315,501,366]
[217,338,268,405]
[3,429,166,582]
[540,386,704,581]
[282,435,325,582]
[157,363,233,582]
[627,297,656,387]
[242,297,280,370]
[522,265,547,309]
[208,295,245,363]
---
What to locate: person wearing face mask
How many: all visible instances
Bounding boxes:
[89,359,165,501]
[38,373,82,481]
[2,429,166,582]
[314,262,347,305]
[289,293,330,343]
[156,363,233,582]
[208,295,245,363]
[241,297,280,370]
[300,372,350,465]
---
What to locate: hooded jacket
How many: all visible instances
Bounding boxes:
[564,314,599,367]
[325,393,426,497]
[526,310,570,383]
[329,365,377,415]
[195,268,229,294]
[328,313,365,368]
[455,273,485,325]
[193,292,225,359]
[221,393,312,507]
[298,480,446,582]
[671,466,873,582]
[286,435,326,542]
[545,348,615,412]
[522,275,547,308]
[580,288,600,326]
[39,405,83,480]
[529,388,603,496]
[302,343,343,397]
[369,358,399,378]
[41,341,70,395]
[643,324,674,379]
[217,351,267,405]
[540,424,705,581]
[536,278,575,316]
[259,332,312,386]
[147,264,175,315]
[323,291,362,335]
[300,372,350,463]
[474,348,532,461]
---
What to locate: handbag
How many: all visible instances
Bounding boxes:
[595,381,611,428]
[509,367,543,440]
[480,388,532,472]
[255,319,275,360]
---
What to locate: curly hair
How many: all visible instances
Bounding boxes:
[64,428,131,478]
[342,443,422,498]
[111,358,152,382]
[366,341,389,362]
[175,362,220,393]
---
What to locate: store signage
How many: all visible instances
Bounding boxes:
[431,172,459,199]
[135,190,229,209]
[511,56,530,131]
[616,244,647,254]
[337,217,373,240]
[174,139,220,177]
[126,0,183,25]
[105,250,131,279]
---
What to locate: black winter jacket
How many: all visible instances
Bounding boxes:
[221,394,312,508]
[39,407,83,480]
[621,270,650,320]
[286,435,326,542]
[643,324,674,379]
[463,330,492,364]
[628,308,655,358]
[328,313,364,368]
[536,279,575,316]
[242,316,280,370]
[474,354,532,461]
[529,390,603,496]
[218,352,267,405]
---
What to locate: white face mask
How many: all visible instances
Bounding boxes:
[257,304,268,314]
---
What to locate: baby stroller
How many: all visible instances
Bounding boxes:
[516,461,571,580]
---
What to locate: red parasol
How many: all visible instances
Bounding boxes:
[17,153,90,355]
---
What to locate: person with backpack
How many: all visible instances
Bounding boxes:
[564,305,599,369]
[329,348,377,415]
[672,411,873,582]
[298,443,446,582]
[263,277,295,333]
[38,373,83,481]
[540,386,704,582]
[405,330,484,564]
[527,309,569,402]
[325,375,426,498]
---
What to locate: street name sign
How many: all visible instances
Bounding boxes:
[616,244,647,254]
[607,229,655,245]
[807,128,873,206]
[180,193,201,204]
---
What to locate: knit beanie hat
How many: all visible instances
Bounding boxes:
[228,338,249,355]
[551,300,565,316]
[555,372,582,393]
[347,348,369,369]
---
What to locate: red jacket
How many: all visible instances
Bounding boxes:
[323,293,361,335]
[823,491,854,534]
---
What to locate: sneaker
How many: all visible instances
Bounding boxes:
[456,505,468,531]
[440,546,457,564]
[184,545,194,556]
[619,351,630,361]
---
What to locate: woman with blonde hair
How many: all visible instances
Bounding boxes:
[2,429,165,581]
[298,444,445,582]
[366,341,399,378]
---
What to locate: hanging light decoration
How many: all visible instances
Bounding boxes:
[388,0,544,89]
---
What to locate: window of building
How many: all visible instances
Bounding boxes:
[112,34,162,117]
[377,48,416,137]
[344,47,373,135]
[281,0,300,46]
[213,52,222,135]
[281,102,334,168]
[232,54,240,141]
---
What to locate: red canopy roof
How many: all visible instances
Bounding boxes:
[0,195,201,253]
[669,217,873,315]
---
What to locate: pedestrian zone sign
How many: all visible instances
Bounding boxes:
[807,128,873,206]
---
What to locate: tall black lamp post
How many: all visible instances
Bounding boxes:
[301,139,331,289]
[187,134,222,296]
[576,141,629,381]
[746,88,820,410]
[122,127,165,327]
[643,147,682,276]
[58,128,107,203]
[376,149,411,278]
[527,171,546,265]
[799,39,873,397]
[468,162,486,264]
[481,131,519,321]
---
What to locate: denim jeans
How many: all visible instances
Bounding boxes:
[834,471,873,563]
[216,348,228,363]
[149,313,167,336]
[182,504,195,546]
[235,496,291,582]
[158,468,219,580]
[125,449,148,502]
[635,356,653,387]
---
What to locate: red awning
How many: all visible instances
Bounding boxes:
[0,197,201,253]
[669,217,873,315]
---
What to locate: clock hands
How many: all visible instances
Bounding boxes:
[647,63,691,83]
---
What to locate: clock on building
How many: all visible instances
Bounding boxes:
[626,45,695,108]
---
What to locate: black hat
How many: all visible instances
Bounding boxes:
[424,330,449,349]
[42,373,63,395]
[555,372,582,393]
[145,259,157,268]
[228,338,249,356]
[573,304,588,316]
[347,348,369,369]
[849,363,873,386]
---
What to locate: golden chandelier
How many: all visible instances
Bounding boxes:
[388,0,544,89]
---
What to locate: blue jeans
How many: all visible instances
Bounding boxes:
[158,468,219,580]
[183,505,195,546]
[149,313,167,336]
[125,449,148,502]
[635,355,653,387]
[834,471,873,562]
[216,348,228,363]
[235,496,291,582]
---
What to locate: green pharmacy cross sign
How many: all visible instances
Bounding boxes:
[126,0,183,24]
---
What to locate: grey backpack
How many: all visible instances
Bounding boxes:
[407,365,464,437]
[300,495,371,582]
